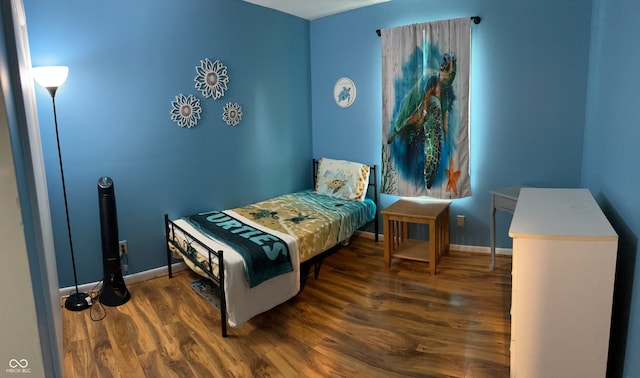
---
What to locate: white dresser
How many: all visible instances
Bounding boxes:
[508,188,618,378]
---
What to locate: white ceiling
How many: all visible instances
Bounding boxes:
[243,0,391,20]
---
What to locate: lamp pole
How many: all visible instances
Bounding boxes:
[33,66,90,311]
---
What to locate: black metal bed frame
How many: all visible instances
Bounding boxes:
[164,159,378,337]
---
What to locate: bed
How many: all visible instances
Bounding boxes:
[164,158,378,337]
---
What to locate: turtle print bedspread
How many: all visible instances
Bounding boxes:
[231,190,376,263]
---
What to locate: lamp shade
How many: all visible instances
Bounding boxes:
[32,66,69,88]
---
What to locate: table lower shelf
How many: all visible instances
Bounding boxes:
[390,239,430,262]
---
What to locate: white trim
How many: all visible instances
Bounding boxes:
[11,0,64,372]
[354,230,513,256]
[60,235,512,297]
[450,243,513,256]
[59,262,187,297]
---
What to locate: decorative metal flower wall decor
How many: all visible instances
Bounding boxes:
[222,102,242,126]
[170,58,243,129]
[194,58,229,99]
[170,94,202,128]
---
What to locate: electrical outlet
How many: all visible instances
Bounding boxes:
[456,215,465,228]
[119,240,128,256]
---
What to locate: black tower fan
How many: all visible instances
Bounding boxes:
[97,176,130,306]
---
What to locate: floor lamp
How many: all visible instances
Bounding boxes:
[32,66,90,311]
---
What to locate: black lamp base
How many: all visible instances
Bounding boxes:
[65,291,91,311]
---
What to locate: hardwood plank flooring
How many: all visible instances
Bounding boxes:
[62,236,512,377]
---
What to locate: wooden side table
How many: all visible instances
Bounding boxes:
[381,199,451,275]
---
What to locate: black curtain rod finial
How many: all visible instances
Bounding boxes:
[376,16,481,36]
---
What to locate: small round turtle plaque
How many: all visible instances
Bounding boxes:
[334,77,356,108]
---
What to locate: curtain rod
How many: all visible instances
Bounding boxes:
[375,16,481,36]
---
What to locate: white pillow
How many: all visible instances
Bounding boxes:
[315,158,370,201]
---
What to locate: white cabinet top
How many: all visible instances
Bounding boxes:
[509,188,618,241]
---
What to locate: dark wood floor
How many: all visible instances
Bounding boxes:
[63,235,512,377]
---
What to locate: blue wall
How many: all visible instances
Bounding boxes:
[583,0,640,375]
[23,0,639,374]
[25,0,596,284]
[24,0,312,287]
[311,0,639,374]
[310,0,592,248]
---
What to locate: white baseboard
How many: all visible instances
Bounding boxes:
[354,230,512,256]
[61,235,511,297]
[449,243,513,256]
[59,262,187,298]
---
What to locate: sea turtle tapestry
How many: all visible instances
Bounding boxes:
[381,18,471,199]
